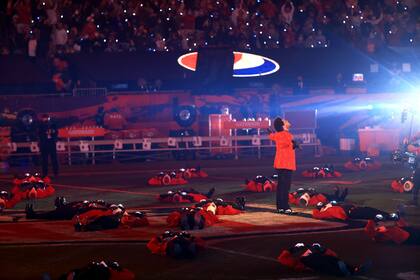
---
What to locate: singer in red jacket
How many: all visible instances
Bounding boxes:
[269,117,297,214]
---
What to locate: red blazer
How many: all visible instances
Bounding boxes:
[269,131,296,170]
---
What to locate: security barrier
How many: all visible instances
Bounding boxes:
[6,134,321,165]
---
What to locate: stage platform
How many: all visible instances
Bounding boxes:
[0,204,345,245]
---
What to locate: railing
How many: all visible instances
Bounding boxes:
[5,134,322,165]
[72,87,108,96]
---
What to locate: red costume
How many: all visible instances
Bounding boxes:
[288,188,328,207]
[364,219,410,244]
[312,204,348,221]
[278,243,369,276]
[74,204,149,231]
[391,176,414,193]
[312,202,390,221]
[0,191,21,211]
[302,166,342,178]
[167,207,219,229]
[344,157,381,171]
[278,245,338,272]
[244,175,278,192]
[180,167,208,179]
[11,173,55,200]
[147,231,205,258]
[148,168,208,186]
[196,198,245,215]
[148,172,188,186]
[157,188,214,203]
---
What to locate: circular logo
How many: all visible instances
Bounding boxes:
[177,51,280,77]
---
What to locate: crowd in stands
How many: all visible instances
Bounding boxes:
[0,0,419,57]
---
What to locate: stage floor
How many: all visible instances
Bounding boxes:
[0,204,345,244]
[1,157,419,279]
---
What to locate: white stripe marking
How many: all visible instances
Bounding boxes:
[397,271,420,280]
[207,245,278,263]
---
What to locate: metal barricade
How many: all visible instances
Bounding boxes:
[72,87,108,96]
[6,134,322,165]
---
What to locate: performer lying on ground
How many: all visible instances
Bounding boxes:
[365,213,420,245]
[195,197,246,215]
[148,171,188,186]
[147,230,205,258]
[344,156,381,171]
[157,187,215,203]
[59,260,135,280]
[74,204,149,231]
[278,242,371,277]
[0,190,21,212]
[166,197,245,229]
[167,206,219,229]
[25,197,109,220]
[301,165,342,178]
[289,187,348,207]
[244,175,278,192]
[313,201,391,221]
[391,175,415,193]
[11,173,55,200]
[148,167,208,186]
[178,167,208,179]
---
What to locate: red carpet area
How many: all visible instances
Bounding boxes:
[0,206,344,244]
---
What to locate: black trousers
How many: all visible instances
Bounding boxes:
[276,169,293,210]
[404,227,420,245]
[348,207,389,220]
[40,141,59,177]
[82,215,121,231]
[28,207,77,220]
[301,253,354,277]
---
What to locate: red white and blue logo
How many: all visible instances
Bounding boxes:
[177,51,280,77]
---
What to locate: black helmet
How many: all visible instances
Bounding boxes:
[389,212,399,221]
[311,243,326,254]
[134,211,145,218]
[54,196,67,208]
[290,242,306,253]
[374,214,384,222]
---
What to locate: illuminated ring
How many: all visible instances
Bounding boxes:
[161,174,172,186]
[403,181,414,192]
[359,161,367,169]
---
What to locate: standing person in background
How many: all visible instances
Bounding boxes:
[269,117,298,214]
[38,114,59,177]
[95,106,105,127]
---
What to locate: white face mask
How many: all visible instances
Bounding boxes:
[320,203,333,212]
